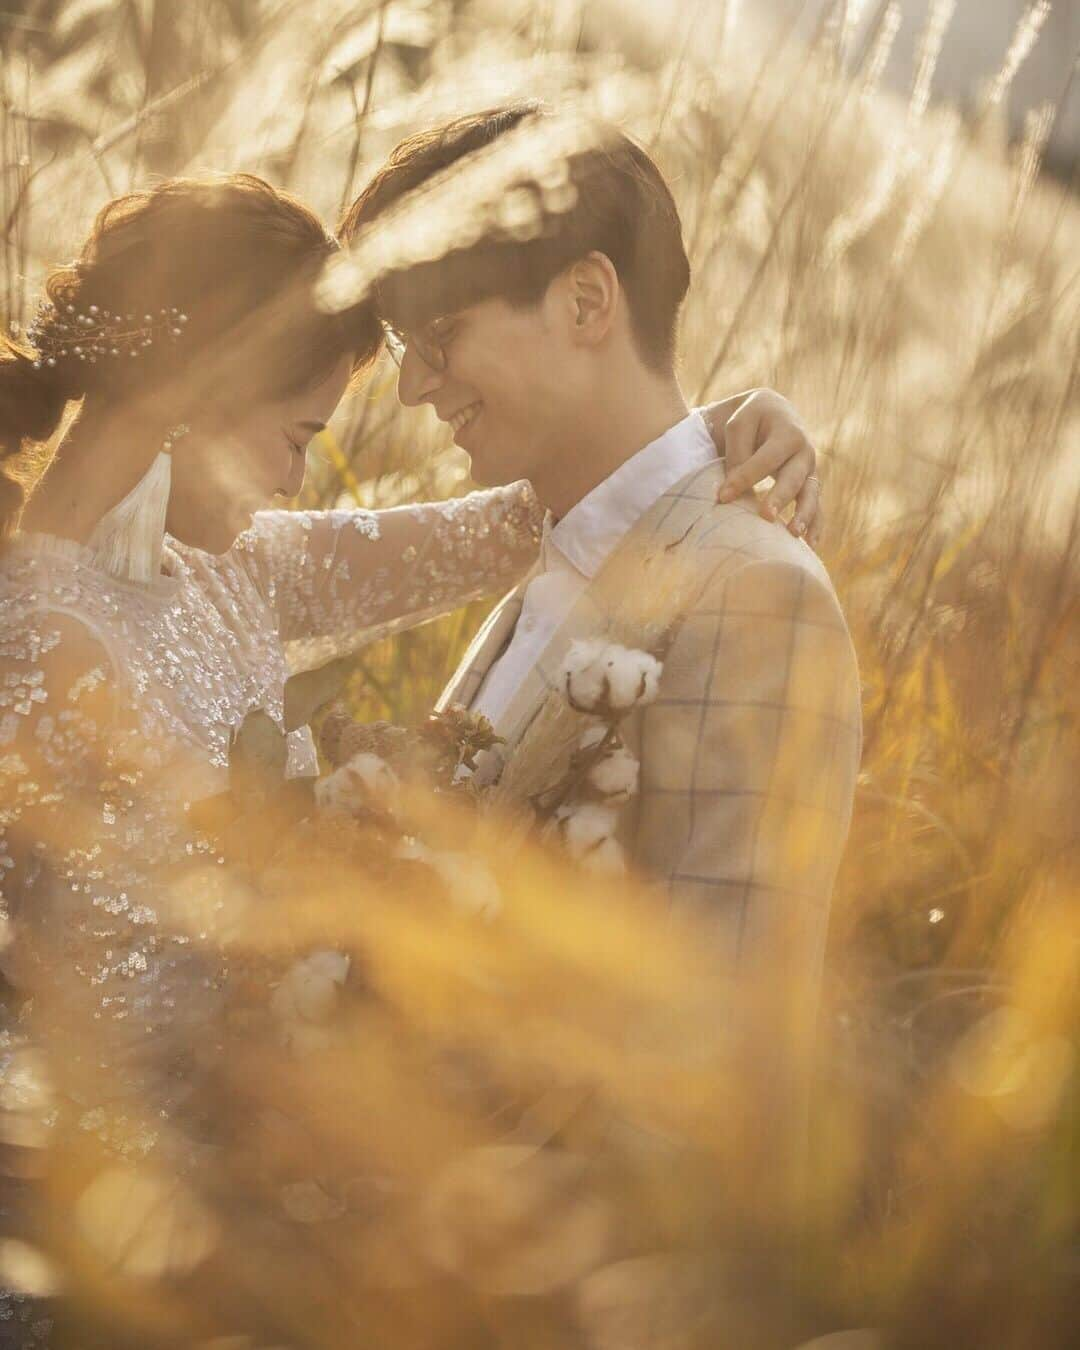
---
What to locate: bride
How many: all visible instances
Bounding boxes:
[0,171,819,1342]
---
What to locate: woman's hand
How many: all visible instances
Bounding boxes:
[701,389,823,549]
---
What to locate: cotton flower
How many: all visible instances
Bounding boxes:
[271,949,351,1050]
[556,801,619,857]
[292,949,350,1020]
[560,640,662,717]
[580,836,627,876]
[394,839,502,919]
[552,802,627,874]
[429,851,503,920]
[314,751,398,816]
[586,746,640,803]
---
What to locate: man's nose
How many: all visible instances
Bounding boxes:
[396,344,444,407]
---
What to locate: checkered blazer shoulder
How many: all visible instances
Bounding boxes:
[628,466,861,976]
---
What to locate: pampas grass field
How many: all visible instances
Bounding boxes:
[1,1,1077,1346]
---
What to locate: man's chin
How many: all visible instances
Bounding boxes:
[467,460,520,490]
[464,439,529,491]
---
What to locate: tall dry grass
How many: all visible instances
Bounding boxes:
[1,1,1077,1346]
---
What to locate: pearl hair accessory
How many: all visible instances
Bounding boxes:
[161,423,190,453]
[22,299,189,369]
[87,424,190,584]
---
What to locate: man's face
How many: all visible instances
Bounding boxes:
[390,280,585,487]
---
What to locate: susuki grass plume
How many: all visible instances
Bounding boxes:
[0,1,1077,1346]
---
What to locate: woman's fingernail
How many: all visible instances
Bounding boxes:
[717,486,734,502]
[794,520,807,536]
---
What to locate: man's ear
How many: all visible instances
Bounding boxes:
[566,251,619,345]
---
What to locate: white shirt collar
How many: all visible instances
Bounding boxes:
[548,409,716,579]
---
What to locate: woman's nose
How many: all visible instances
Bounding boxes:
[396,343,444,407]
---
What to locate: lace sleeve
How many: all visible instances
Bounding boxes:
[238,481,543,673]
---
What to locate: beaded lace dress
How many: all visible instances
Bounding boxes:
[0,484,541,1346]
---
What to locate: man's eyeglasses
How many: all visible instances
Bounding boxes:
[380,315,455,372]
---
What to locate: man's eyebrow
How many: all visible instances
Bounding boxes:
[296,420,328,434]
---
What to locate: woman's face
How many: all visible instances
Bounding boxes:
[165,353,352,554]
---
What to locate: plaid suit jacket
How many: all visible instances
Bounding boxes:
[438,460,862,977]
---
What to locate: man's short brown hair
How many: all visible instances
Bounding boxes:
[339,103,691,373]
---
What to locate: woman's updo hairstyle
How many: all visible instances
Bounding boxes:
[1,172,378,537]
[0,336,67,534]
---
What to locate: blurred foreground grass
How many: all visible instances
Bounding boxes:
[1,1,1077,1346]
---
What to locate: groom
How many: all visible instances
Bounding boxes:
[340,105,861,996]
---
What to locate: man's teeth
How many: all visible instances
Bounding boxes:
[450,402,481,434]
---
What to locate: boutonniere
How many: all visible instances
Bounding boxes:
[310,640,664,879]
[224,643,662,1057]
[530,640,663,875]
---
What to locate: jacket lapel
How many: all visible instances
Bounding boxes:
[488,460,732,768]
[435,576,531,713]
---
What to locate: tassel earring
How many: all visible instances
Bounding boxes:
[88,424,189,583]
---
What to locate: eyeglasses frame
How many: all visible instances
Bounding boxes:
[379,314,455,372]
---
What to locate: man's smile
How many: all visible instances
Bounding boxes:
[447,401,482,436]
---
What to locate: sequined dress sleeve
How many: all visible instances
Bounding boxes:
[237,481,543,673]
[0,591,232,1345]
[0,606,228,1140]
